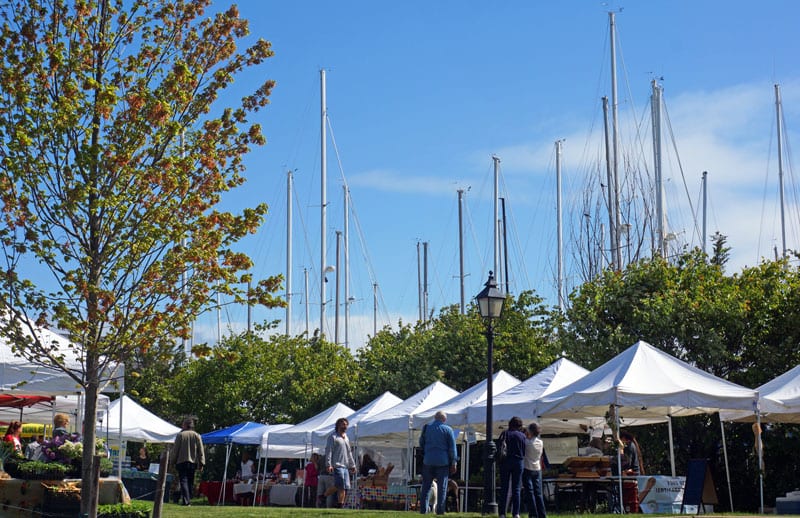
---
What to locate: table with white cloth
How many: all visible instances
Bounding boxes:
[269,483,301,506]
[232,481,261,505]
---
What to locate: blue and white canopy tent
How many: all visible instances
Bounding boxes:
[201,421,285,504]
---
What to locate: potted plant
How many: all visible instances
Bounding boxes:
[0,441,23,475]
[97,501,152,518]
[16,460,70,480]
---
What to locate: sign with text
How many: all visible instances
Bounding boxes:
[541,436,578,465]
[638,475,696,514]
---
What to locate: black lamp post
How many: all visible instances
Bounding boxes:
[476,271,505,515]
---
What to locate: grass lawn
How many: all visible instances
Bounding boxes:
[154,502,763,518]
[156,502,620,517]
[157,500,485,517]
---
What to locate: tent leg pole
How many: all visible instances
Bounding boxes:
[667,415,675,476]
[615,407,624,514]
[118,391,124,480]
[757,413,764,514]
[719,417,734,512]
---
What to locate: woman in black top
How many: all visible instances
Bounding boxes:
[134,447,150,471]
[498,416,527,518]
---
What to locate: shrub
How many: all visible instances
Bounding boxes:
[97,500,152,517]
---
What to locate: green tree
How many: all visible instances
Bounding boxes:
[355,291,559,402]
[561,248,800,510]
[355,320,439,403]
[0,1,280,513]
[493,290,560,380]
[169,326,357,430]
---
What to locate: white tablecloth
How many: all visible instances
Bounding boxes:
[270,484,301,506]
[233,482,257,497]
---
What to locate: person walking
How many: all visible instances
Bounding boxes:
[305,452,320,506]
[523,422,546,518]
[498,416,526,518]
[324,418,356,508]
[419,410,458,515]
[173,417,205,506]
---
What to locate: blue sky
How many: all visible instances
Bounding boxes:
[197,1,800,350]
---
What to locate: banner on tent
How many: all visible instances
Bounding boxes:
[21,423,52,439]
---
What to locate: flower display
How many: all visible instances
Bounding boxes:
[39,433,81,464]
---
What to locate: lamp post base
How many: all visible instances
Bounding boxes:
[483,501,498,515]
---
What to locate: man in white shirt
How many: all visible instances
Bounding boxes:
[523,423,546,518]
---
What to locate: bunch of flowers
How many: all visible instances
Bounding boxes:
[57,440,83,461]
[40,433,81,463]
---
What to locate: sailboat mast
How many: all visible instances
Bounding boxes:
[373,283,378,336]
[501,198,510,294]
[334,230,341,344]
[492,155,501,282]
[556,140,565,312]
[702,171,708,255]
[343,186,350,349]
[320,69,328,337]
[602,97,617,268]
[304,268,310,337]
[458,189,466,314]
[423,241,429,322]
[775,83,787,258]
[286,170,293,335]
[609,11,623,270]
[417,242,423,322]
[652,80,665,256]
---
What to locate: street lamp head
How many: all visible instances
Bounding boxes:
[476,271,505,320]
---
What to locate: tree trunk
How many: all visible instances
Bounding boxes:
[81,377,101,518]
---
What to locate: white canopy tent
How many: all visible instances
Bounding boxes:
[2,320,124,473]
[356,381,459,483]
[411,371,519,508]
[537,342,758,419]
[0,394,109,429]
[1,323,124,396]
[465,358,598,436]
[411,370,520,431]
[537,341,760,511]
[356,381,459,447]
[720,364,800,423]
[719,365,800,512]
[262,402,355,459]
[312,391,403,450]
[96,395,179,443]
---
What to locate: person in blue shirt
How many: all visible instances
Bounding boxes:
[419,411,458,515]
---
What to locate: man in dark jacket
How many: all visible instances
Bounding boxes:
[173,417,205,506]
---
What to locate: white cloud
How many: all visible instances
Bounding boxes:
[348,169,468,197]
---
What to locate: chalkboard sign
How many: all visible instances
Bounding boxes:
[681,458,718,513]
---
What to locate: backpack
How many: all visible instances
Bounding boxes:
[496,431,508,463]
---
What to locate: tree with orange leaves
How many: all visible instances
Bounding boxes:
[0,1,282,514]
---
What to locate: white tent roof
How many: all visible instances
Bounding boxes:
[309,391,403,449]
[537,341,759,420]
[0,394,110,432]
[1,321,123,396]
[262,402,354,457]
[96,395,180,443]
[721,364,800,423]
[465,358,597,435]
[355,381,459,446]
[411,370,521,430]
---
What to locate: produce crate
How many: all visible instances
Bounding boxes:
[42,482,82,517]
